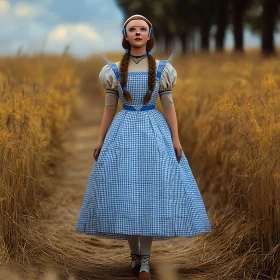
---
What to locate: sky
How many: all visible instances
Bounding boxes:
[0,0,279,58]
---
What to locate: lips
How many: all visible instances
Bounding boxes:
[135,38,142,41]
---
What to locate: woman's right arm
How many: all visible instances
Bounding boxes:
[94,64,119,160]
[97,106,117,143]
[94,107,117,160]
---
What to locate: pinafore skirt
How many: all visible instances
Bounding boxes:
[75,58,212,240]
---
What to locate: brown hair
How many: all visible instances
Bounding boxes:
[120,16,156,105]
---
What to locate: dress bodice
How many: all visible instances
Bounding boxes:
[99,55,177,111]
[118,71,159,109]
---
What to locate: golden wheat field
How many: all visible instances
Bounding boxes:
[0,50,280,280]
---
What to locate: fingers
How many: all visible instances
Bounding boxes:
[175,148,182,163]
[93,148,100,161]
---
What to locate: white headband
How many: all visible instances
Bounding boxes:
[122,14,152,28]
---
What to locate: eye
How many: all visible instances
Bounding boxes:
[141,27,147,31]
[129,27,135,32]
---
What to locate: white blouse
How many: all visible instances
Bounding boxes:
[99,57,177,109]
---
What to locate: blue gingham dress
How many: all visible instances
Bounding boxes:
[76,57,212,241]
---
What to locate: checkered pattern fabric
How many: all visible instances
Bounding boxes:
[76,63,212,240]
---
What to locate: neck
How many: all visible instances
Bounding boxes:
[129,45,147,56]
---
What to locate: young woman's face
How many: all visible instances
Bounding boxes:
[124,19,151,48]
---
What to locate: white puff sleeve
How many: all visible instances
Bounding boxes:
[159,63,177,108]
[159,62,177,94]
[99,64,119,93]
[99,64,119,109]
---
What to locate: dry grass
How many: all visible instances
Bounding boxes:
[0,54,80,268]
[173,52,280,279]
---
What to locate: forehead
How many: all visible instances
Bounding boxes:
[126,19,149,29]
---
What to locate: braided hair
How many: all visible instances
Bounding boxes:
[120,20,156,106]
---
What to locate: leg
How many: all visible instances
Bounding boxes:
[127,234,141,268]
[139,235,153,273]
[127,234,140,254]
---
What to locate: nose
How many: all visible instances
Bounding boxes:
[136,32,140,36]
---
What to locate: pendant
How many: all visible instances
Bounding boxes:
[130,54,147,64]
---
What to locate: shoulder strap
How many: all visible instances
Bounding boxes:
[108,62,120,81]
[100,53,120,82]
[156,60,167,80]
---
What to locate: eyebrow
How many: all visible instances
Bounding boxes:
[129,26,147,28]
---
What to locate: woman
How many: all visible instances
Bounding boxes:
[76,14,212,280]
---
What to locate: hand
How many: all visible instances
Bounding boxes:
[93,139,104,161]
[173,138,183,163]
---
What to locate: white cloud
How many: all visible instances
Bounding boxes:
[0,0,10,15]
[0,0,124,57]
[73,24,100,41]
[48,23,102,43]
[49,26,68,40]
[44,23,105,57]
[14,2,40,17]
[0,1,58,24]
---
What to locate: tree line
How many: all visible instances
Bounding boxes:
[116,0,280,56]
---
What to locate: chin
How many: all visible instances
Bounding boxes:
[131,42,146,47]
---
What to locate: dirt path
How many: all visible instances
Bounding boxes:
[35,84,208,280]
[39,91,104,233]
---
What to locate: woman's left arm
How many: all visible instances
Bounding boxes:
[159,63,182,162]
[162,106,183,162]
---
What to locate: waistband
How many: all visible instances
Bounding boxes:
[123,104,155,111]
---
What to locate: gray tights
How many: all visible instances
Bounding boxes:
[127,234,153,255]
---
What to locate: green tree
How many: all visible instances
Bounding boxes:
[261,0,279,55]
[215,0,230,52]
[187,0,218,52]
[116,0,280,55]
[233,0,254,52]
[244,0,279,55]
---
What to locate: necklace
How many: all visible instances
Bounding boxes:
[130,53,147,64]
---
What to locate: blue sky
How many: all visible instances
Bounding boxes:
[0,0,279,58]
